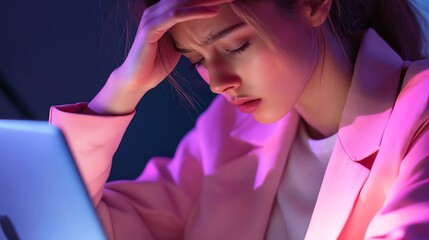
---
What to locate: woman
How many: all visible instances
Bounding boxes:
[50,0,429,239]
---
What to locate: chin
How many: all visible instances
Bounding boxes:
[252,111,287,124]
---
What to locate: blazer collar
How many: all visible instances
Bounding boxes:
[229,107,300,147]
[190,104,300,239]
[338,29,404,161]
[305,29,405,239]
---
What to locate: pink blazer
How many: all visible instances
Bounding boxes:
[50,29,429,239]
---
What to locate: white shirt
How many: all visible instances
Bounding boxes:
[265,123,338,240]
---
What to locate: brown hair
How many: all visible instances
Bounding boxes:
[109,0,424,109]
[121,0,424,62]
[329,0,423,60]
[108,0,425,110]
[235,0,424,63]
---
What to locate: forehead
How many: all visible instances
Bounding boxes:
[170,4,243,47]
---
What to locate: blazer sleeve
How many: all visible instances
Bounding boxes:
[49,103,205,240]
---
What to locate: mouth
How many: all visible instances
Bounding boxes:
[229,98,261,113]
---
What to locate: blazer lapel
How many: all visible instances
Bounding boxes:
[187,109,300,240]
[305,29,404,239]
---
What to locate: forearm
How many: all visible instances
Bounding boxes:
[87,70,150,116]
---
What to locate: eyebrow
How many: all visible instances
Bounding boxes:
[174,22,247,54]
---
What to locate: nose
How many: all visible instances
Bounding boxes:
[208,66,241,94]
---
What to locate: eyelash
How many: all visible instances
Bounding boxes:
[189,41,251,69]
[229,41,251,56]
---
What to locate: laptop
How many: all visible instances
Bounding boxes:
[0,119,107,240]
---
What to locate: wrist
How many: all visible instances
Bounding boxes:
[88,72,149,116]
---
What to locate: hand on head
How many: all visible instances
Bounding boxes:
[118,0,235,91]
[88,0,234,115]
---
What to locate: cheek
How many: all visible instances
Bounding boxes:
[268,27,319,88]
[196,66,210,84]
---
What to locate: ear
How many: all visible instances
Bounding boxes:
[304,0,332,27]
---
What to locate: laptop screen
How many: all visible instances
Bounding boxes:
[0,120,107,240]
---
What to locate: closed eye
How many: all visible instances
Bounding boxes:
[189,41,252,70]
[227,41,251,56]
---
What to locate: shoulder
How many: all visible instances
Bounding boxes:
[397,58,429,116]
[401,58,429,92]
[386,58,429,151]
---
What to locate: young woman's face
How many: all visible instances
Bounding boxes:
[170,3,319,124]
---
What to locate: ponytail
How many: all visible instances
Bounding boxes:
[329,0,424,61]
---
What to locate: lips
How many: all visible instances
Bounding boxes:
[229,98,261,113]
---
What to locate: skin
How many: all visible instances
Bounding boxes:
[89,0,353,139]
[170,3,318,123]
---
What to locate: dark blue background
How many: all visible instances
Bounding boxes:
[0,0,216,181]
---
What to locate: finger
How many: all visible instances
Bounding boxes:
[142,6,221,42]
[155,32,181,73]
[182,0,235,7]
[146,0,233,19]
[142,2,220,28]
